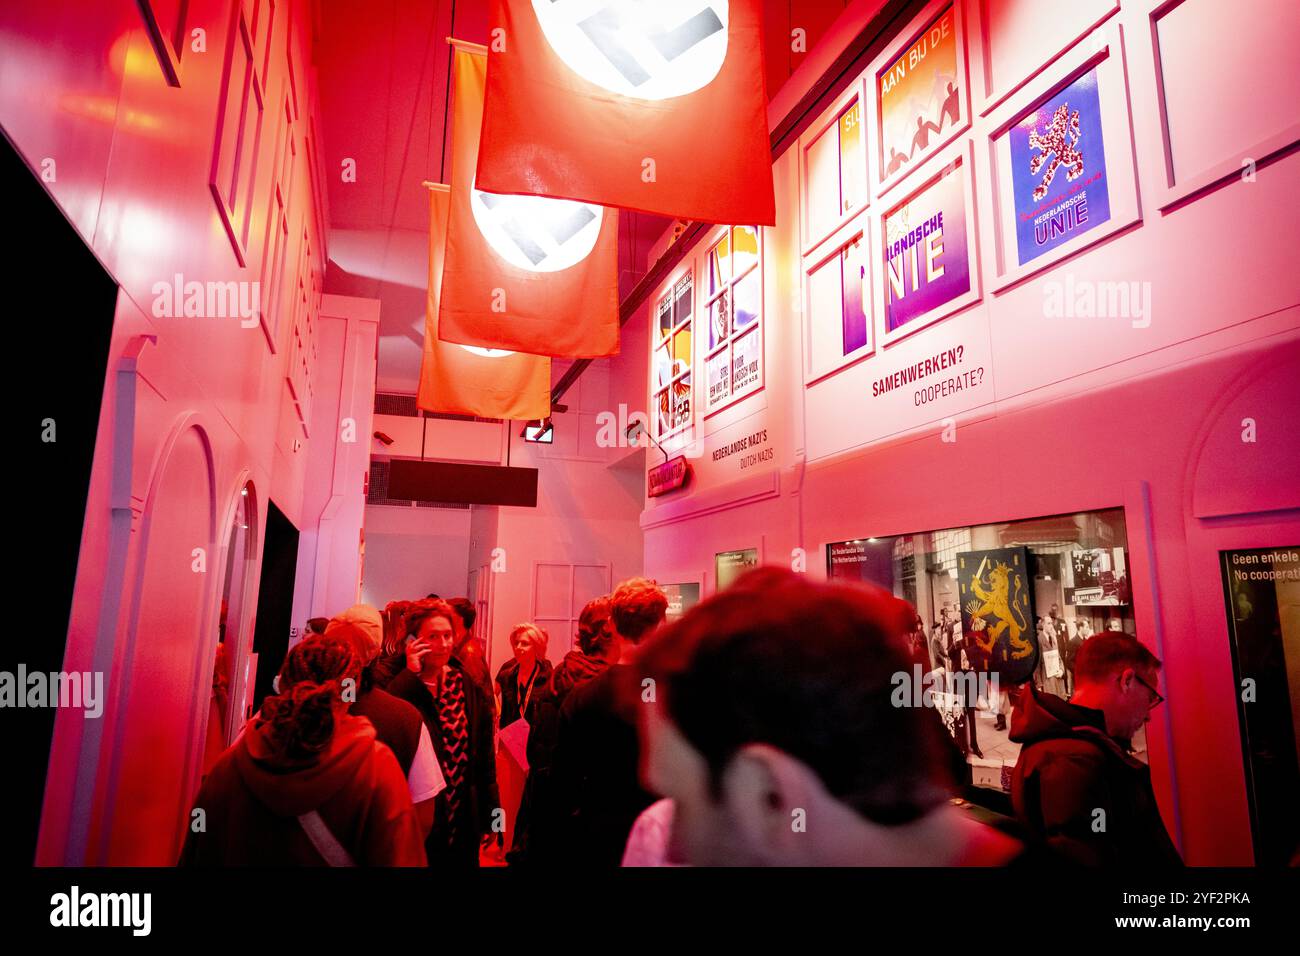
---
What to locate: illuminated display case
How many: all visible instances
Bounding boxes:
[828,507,1139,799]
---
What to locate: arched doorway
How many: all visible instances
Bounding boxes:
[101,423,216,865]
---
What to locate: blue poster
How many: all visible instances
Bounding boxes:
[1009,68,1110,266]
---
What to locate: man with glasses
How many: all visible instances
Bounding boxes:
[1009,632,1182,865]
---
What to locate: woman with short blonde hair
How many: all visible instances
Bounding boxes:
[497,623,552,727]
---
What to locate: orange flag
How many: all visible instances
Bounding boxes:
[439,45,620,358]
[419,183,551,420]
[476,0,775,225]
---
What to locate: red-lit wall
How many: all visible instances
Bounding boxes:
[1,0,376,864]
[632,0,1300,864]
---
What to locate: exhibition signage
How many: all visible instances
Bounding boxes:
[648,455,692,497]
[1009,67,1112,265]
[883,160,972,334]
[715,547,759,590]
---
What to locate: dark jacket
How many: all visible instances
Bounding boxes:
[495,657,553,729]
[387,663,500,851]
[512,650,610,864]
[374,637,493,705]
[550,663,658,866]
[527,651,610,773]
[351,683,422,776]
[454,637,494,707]
[1010,686,1182,866]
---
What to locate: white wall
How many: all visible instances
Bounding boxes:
[3,0,348,865]
[360,503,472,608]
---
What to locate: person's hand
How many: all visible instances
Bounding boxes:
[406,638,430,674]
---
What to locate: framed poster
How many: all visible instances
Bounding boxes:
[971,0,1120,116]
[878,141,981,346]
[873,0,971,199]
[703,225,764,416]
[985,20,1141,291]
[1065,547,1130,605]
[1145,0,1300,210]
[662,582,703,623]
[1008,66,1111,266]
[800,80,869,257]
[803,210,874,385]
[650,269,695,441]
[956,546,1039,684]
[715,548,759,591]
[1219,546,1300,866]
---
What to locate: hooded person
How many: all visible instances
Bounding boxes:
[179,634,427,866]
[325,614,445,837]
[1010,631,1181,866]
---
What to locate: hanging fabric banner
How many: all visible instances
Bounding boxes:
[420,183,551,420]
[439,44,620,358]
[475,1,775,226]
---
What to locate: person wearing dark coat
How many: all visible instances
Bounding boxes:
[510,598,613,865]
[495,625,554,729]
[386,600,499,867]
[1010,632,1182,866]
[448,597,495,707]
[550,579,668,866]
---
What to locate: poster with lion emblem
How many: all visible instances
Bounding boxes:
[956,547,1038,683]
[1008,67,1110,266]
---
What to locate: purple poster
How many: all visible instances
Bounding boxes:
[1009,68,1110,265]
[883,161,970,334]
[841,238,868,354]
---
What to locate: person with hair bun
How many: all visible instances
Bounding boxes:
[179,634,427,866]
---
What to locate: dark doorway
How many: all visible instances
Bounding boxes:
[3,131,118,866]
[250,501,301,714]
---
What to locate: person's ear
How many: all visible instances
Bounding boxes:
[721,744,820,863]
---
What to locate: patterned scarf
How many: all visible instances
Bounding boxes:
[435,667,471,842]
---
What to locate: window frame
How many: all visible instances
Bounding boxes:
[702,224,764,418]
[651,268,696,442]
